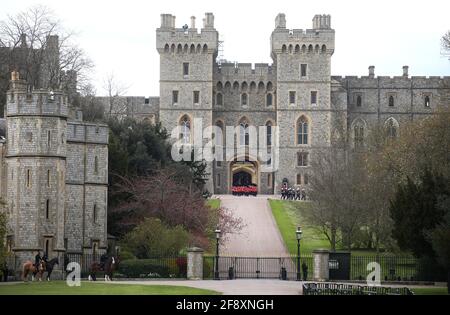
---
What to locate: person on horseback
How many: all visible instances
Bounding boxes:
[34,251,42,270]
[42,252,48,263]
[99,253,108,271]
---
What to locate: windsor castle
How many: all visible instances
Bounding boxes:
[0,12,449,276]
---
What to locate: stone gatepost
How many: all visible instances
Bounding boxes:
[313,249,330,281]
[187,247,204,280]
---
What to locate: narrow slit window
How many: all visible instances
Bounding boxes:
[46,199,50,220]
[172,90,179,105]
[424,95,430,107]
[26,169,31,188]
[93,204,97,223]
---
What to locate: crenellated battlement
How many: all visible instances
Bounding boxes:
[6,72,68,118]
[156,13,218,53]
[271,13,335,55]
[214,62,276,86]
[332,67,450,88]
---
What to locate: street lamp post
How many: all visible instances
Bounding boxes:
[296,226,303,281]
[214,228,221,280]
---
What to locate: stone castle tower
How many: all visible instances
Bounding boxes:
[0,72,109,278]
[271,14,335,191]
[5,71,68,267]
[157,13,218,192]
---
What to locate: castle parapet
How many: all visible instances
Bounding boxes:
[6,72,68,118]
[67,122,108,144]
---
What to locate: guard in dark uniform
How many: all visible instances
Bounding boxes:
[296,187,301,200]
[301,189,306,200]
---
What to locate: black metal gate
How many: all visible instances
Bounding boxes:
[329,251,351,280]
[204,256,313,280]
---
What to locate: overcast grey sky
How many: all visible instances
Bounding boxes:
[1,0,449,96]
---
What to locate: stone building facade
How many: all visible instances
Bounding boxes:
[100,12,450,195]
[0,71,108,277]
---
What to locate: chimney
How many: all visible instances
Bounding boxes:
[190,16,196,29]
[203,13,214,29]
[275,13,286,29]
[368,66,375,78]
[403,65,409,77]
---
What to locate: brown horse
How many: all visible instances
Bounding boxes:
[22,260,45,282]
[88,256,119,281]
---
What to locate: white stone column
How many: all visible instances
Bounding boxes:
[187,247,204,280]
[313,249,329,281]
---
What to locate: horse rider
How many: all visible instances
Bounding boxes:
[100,253,109,271]
[42,252,48,263]
[34,251,42,270]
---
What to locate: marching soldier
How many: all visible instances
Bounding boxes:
[296,187,301,200]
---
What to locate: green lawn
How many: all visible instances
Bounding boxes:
[269,199,330,255]
[411,287,449,295]
[0,281,220,295]
[269,200,414,257]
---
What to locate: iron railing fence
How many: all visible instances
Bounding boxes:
[303,282,414,295]
[350,255,447,282]
[64,254,187,278]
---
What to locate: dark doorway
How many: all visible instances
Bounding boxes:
[233,171,252,186]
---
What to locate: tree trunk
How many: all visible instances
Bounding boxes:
[331,226,336,251]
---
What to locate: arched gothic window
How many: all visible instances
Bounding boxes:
[385,118,399,139]
[389,95,395,107]
[216,93,223,106]
[239,119,249,146]
[354,123,364,148]
[180,115,191,144]
[297,116,309,145]
[356,95,362,107]
[241,93,248,106]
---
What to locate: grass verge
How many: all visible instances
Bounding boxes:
[0,281,220,295]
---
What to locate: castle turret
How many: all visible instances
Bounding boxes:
[270,14,336,192]
[5,71,67,276]
[156,12,218,192]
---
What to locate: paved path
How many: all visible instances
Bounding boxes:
[217,195,289,257]
[111,279,303,295]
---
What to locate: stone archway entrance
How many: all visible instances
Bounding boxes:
[229,157,259,193]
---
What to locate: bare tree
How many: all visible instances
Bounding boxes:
[442,31,450,60]
[103,72,129,118]
[0,5,93,105]
[72,83,105,122]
